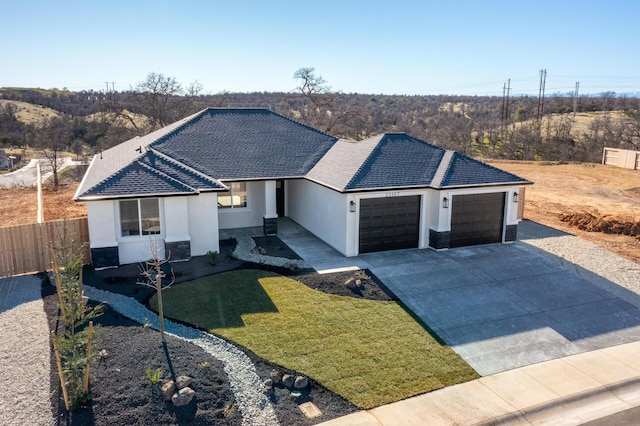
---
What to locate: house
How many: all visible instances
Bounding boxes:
[74,108,531,268]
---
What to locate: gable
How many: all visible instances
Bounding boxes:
[439,153,529,187]
[80,160,198,199]
[345,134,446,190]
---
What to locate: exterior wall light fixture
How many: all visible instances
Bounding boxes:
[442,197,449,208]
[513,192,519,203]
[350,200,356,212]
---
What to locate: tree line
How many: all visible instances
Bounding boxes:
[1,71,639,173]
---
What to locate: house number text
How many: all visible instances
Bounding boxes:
[385,191,400,197]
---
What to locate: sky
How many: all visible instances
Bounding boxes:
[1,0,639,96]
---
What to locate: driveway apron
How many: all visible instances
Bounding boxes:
[279,220,640,376]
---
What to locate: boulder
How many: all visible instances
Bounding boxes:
[282,374,295,388]
[344,278,360,291]
[161,380,176,401]
[172,387,195,407]
[293,375,309,389]
[263,378,273,387]
[176,375,193,390]
[262,385,273,396]
[269,369,282,384]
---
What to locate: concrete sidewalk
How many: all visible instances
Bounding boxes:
[319,341,640,425]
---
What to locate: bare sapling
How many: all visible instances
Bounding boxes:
[137,240,175,341]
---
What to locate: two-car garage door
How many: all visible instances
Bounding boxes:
[359,196,420,253]
[357,192,506,253]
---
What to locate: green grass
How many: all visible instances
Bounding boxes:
[151,269,478,408]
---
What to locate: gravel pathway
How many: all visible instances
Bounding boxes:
[519,221,640,307]
[233,235,309,269]
[83,285,279,426]
[0,275,54,426]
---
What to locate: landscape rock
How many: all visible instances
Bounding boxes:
[282,374,295,388]
[172,387,195,407]
[293,375,309,389]
[269,369,282,384]
[344,278,360,291]
[263,378,273,387]
[161,380,176,401]
[176,375,193,390]
[262,385,273,396]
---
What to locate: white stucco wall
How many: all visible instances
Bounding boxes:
[164,197,190,243]
[85,200,118,249]
[188,192,219,256]
[218,181,266,229]
[288,180,350,256]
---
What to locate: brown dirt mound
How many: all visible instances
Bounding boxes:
[559,212,640,240]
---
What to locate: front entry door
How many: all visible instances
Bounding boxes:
[276,180,285,217]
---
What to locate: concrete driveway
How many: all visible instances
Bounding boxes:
[278,219,640,376]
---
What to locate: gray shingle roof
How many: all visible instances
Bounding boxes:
[438,153,530,188]
[307,133,529,191]
[79,159,198,199]
[75,108,530,201]
[151,108,338,180]
[308,133,445,191]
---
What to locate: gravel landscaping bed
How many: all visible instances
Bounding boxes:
[44,236,367,425]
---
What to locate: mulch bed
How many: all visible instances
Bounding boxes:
[45,236,395,425]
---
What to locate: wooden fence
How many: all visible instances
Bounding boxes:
[603,147,640,170]
[0,217,89,278]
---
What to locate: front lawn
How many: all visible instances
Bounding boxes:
[151,269,478,409]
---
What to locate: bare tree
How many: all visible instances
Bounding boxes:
[137,241,175,341]
[36,116,71,190]
[292,67,362,136]
[131,72,204,130]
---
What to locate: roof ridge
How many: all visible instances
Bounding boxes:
[342,134,386,190]
[148,149,224,188]
[430,150,456,188]
[135,158,199,193]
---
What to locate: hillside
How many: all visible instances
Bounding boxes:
[0,99,60,125]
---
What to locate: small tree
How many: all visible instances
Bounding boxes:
[51,224,102,410]
[137,241,175,341]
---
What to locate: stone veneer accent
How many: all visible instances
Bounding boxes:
[429,229,450,250]
[505,224,518,242]
[90,246,119,268]
[263,217,278,235]
[165,240,191,261]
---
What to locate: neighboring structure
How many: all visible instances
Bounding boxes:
[74,108,531,267]
[0,150,7,170]
[603,147,640,171]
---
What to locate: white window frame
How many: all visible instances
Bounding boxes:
[218,182,248,209]
[118,198,162,238]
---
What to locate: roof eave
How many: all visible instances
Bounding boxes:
[75,190,200,202]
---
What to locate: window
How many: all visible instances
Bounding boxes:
[119,198,160,237]
[218,182,247,209]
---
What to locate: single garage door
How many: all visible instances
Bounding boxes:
[450,192,505,248]
[359,196,420,253]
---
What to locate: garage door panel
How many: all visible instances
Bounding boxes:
[450,193,505,248]
[359,196,420,253]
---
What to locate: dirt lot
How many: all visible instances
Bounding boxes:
[488,161,640,264]
[1,162,638,263]
[0,184,86,227]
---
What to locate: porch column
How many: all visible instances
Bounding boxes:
[263,180,278,235]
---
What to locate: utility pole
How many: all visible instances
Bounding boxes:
[537,69,547,121]
[573,81,580,117]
